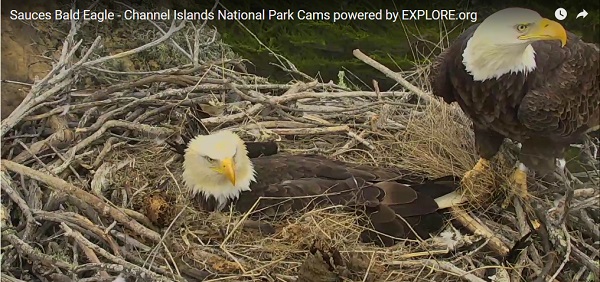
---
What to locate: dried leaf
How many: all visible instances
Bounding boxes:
[199,103,225,116]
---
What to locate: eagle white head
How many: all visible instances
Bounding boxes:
[463,7,567,81]
[182,130,256,211]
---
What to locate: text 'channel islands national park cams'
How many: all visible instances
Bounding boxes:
[10,8,479,23]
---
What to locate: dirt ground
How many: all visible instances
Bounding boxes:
[1,1,58,119]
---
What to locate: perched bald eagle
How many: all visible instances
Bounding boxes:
[172,129,465,246]
[429,7,599,198]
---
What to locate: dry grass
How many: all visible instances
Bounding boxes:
[2,8,599,282]
[394,100,477,178]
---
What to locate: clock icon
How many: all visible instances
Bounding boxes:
[555,8,567,20]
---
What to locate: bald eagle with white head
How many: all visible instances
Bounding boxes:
[175,129,466,246]
[430,7,599,199]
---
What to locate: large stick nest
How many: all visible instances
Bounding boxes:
[1,12,599,282]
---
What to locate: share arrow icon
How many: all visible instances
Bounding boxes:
[576,9,588,19]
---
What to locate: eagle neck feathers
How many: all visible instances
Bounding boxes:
[202,174,255,211]
[462,37,537,82]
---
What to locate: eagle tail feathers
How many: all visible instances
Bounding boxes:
[433,191,467,209]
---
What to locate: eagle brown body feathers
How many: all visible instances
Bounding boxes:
[430,24,600,174]
[196,153,458,247]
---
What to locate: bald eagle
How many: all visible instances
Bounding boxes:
[171,129,466,246]
[429,8,599,198]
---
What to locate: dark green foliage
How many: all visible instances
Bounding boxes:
[173,1,598,88]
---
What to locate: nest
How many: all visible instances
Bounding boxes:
[1,13,599,282]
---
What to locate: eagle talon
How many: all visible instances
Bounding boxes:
[512,168,530,200]
[460,158,490,188]
[501,168,530,208]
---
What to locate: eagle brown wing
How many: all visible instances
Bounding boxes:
[204,154,457,246]
[515,35,599,172]
[429,24,479,104]
[518,35,600,140]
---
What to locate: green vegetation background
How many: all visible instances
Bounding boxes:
[164,0,599,89]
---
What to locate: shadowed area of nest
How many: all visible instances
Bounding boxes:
[296,241,383,282]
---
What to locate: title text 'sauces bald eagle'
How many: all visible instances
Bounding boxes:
[429,8,599,197]
[170,129,465,247]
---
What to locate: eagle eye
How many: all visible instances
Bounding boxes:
[516,24,528,32]
[204,156,217,162]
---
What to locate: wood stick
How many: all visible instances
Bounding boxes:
[2,160,161,243]
[450,206,511,257]
[353,49,436,104]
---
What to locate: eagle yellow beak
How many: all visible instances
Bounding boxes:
[218,157,236,185]
[519,18,567,47]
